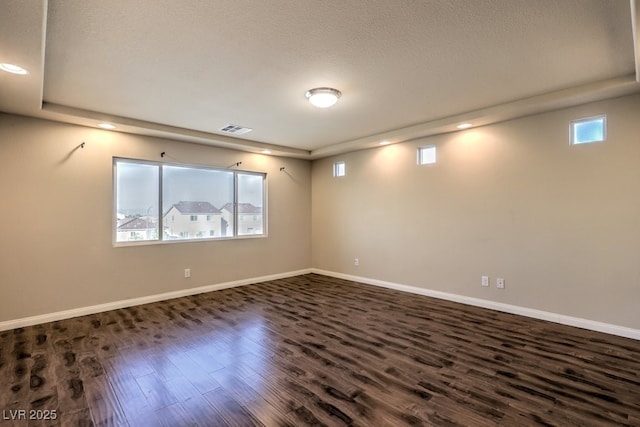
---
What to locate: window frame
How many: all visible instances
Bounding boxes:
[113,157,267,246]
[570,115,606,145]
[417,146,437,165]
[333,161,346,177]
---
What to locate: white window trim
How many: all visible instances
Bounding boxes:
[417,146,437,165]
[570,115,606,145]
[333,161,346,177]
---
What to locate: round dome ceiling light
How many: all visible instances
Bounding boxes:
[305,87,341,108]
[98,123,116,130]
[0,63,29,75]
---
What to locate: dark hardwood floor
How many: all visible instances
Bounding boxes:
[1,273,639,426]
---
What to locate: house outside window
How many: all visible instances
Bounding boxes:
[221,202,264,236]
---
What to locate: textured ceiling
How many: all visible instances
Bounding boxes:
[1,0,639,157]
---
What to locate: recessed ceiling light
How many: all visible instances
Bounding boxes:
[98,123,116,130]
[261,150,271,154]
[0,63,29,75]
[305,87,341,108]
[379,141,391,146]
[457,123,473,129]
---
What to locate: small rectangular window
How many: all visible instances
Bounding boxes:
[333,161,346,177]
[418,146,436,165]
[571,115,606,145]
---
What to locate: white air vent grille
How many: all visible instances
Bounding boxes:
[219,124,252,135]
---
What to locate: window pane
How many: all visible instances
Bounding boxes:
[333,161,345,177]
[418,146,436,165]
[572,116,605,144]
[162,166,234,240]
[115,161,160,242]
[237,173,265,236]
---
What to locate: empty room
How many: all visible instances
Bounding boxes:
[1,1,639,426]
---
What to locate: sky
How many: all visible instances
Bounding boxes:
[116,162,264,216]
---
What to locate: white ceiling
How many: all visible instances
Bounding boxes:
[1,0,639,159]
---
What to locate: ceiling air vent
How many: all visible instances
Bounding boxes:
[219,124,252,135]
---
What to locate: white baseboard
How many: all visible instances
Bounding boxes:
[311,269,640,341]
[0,269,312,332]
[4,268,638,341]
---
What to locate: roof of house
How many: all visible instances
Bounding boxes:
[118,217,156,230]
[169,201,221,214]
[221,203,262,214]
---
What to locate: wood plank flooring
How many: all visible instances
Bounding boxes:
[1,273,639,426]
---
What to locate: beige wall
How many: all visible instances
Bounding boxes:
[2,94,639,330]
[312,94,640,330]
[0,114,311,322]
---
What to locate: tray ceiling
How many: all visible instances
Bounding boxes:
[1,0,639,158]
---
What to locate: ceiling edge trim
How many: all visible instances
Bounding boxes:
[632,0,640,82]
[38,0,48,104]
[40,102,311,158]
[310,75,640,159]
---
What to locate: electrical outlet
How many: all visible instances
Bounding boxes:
[184,268,191,278]
[497,277,505,289]
[354,258,359,266]
[481,276,489,287]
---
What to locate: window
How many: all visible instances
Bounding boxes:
[418,146,436,165]
[333,161,345,177]
[237,173,265,236]
[571,115,606,145]
[115,161,160,243]
[114,158,266,244]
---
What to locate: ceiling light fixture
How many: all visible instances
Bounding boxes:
[0,63,29,75]
[457,123,473,129]
[305,87,341,108]
[98,123,116,130]
[379,141,391,146]
[261,150,272,154]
